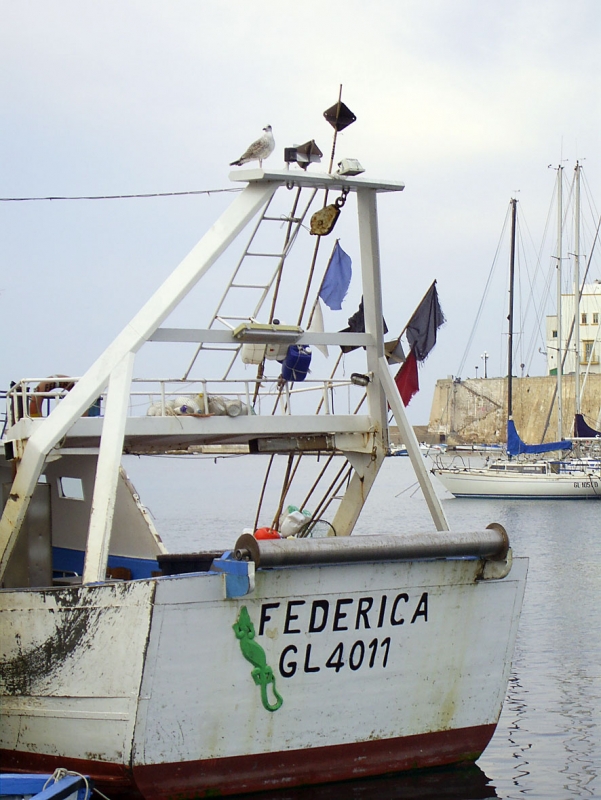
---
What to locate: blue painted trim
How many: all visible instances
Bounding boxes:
[0,774,91,800]
[52,547,159,579]
[212,552,254,597]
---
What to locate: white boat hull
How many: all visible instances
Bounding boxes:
[434,467,601,498]
[0,554,526,797]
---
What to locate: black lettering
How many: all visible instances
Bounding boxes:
[303,644,320,673]
[309,599,330,633]
[333,598,353,631]
[390,593,409,625]
[326,642,345,672]
[259,602,280,635]
[381,637,391,667]
[279,645,298,678]
[349,640,365,670]
[411,592,428,623]
[355,597,373,630]
[368,638,378,667]
[377,595,387,628]
[284,600,306,634]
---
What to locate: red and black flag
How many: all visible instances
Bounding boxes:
[394,281,445,406]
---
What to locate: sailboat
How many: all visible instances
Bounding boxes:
[433,171,601,500]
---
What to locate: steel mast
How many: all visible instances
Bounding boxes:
[555,166,564,440]
[507,198,517,423]
[573,161,581,415]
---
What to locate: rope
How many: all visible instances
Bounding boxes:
[42,768,93,800]
[0,188,242,202]
[456,203,512,377]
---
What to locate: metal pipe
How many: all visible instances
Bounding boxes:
[507,198,517,421]
[556,166,564,440]
[234,525,509,567]
[574,162,581,415]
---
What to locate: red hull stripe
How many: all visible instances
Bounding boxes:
[1,724,495,799]
[133,724,496,798]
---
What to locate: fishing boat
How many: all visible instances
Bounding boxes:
[1,148,528,797]
[433,172,601,500]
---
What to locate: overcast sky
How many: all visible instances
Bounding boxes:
[2,0,600,423]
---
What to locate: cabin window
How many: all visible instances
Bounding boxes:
[581,313,587,324]
[552,330,557,338]
[58,476,85,501]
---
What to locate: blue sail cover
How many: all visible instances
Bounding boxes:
[574,413,601,438]
[506,419,573,457]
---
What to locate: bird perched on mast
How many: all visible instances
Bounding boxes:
[230,125,275,168]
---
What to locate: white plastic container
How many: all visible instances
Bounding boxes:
[280,509,311,537]
[174,396,199,415]
[241,343,266,364]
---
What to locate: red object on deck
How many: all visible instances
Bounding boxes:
[254,527,281,540]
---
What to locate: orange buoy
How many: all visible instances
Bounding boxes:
[28,376,75,417]
[254,527,281,540]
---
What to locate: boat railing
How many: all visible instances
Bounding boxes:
[6,375,364,427]
[6,378,87,427]
[133,376,357,418]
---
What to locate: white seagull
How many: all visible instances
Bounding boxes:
[230,125,275,168]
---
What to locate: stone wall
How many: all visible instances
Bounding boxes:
[428,374,601,444]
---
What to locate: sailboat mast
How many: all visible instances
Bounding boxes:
[556,165,564,440]
[574,161,581,416]
[507,198,517,420]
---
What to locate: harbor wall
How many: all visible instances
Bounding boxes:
[427,374,601,444]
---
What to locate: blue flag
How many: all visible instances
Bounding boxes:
[319,242,352,311]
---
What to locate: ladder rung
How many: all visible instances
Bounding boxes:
[246,252,284,258]
[231,283,271,290]
[262,216,301,223]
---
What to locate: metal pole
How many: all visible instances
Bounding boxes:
[556,166,564,440]
[507,198,517,421]
[574,162,581,415]
[235,527,509,568]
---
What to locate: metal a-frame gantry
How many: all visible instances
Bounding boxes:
[0,168,448,586]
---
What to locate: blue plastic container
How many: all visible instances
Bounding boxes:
[280,346,312,382]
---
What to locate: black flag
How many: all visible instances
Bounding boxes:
[339,299,388,353]
[405,281,445,362]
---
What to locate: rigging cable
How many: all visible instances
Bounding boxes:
[0,188,242,202]
[456,202,512,378]
[521,193,556,373]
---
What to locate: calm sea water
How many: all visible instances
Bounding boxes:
[124,453,601,800]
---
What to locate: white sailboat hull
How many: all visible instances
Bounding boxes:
[434,466,601,499]
[0,554,527,797]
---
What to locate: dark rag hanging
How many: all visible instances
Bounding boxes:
[406,281,445,362]
[339,299,388,353]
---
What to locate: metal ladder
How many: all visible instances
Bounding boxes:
[182,186,319,381]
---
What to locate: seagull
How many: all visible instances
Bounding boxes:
[230,125,275,168]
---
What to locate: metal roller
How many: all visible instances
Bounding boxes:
[234,523,510,568]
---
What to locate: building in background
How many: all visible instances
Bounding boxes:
[546,282,601,376]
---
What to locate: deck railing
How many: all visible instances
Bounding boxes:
[6,375,365,427]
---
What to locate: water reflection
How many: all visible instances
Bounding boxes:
[500,671,532,793]
[236,763,497,800]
